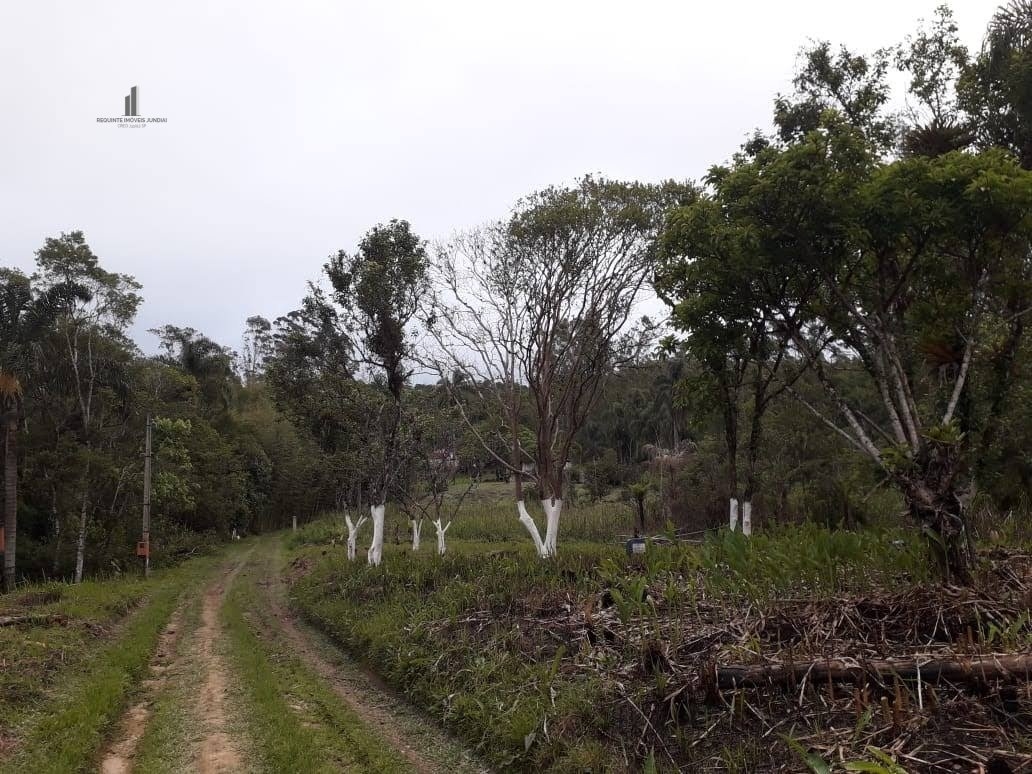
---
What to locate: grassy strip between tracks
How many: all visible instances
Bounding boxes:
[221,541,413,773]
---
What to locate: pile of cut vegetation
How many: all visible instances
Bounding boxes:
[291,530,1032,772]
[657,549,1032,771]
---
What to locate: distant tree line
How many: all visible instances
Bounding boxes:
[1,2,1030,586]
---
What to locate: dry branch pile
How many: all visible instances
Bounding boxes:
[439,548,1032,771]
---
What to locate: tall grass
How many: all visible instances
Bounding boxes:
[290,487,637,549]
[691,521,931,599]
[288,519,933,770]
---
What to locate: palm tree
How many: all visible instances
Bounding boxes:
[986,0,1032,72]
[0,270,86,591]
[978,0,1032,167]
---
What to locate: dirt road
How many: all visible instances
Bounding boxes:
[98,538,486,774]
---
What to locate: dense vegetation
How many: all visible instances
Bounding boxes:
[4,2,1030,772]
[3,5,1031,588]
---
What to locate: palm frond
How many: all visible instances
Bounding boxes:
[986,0,1032,70]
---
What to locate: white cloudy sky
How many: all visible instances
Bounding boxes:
[0,0,994,352]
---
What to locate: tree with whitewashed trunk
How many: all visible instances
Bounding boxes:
[323,219,429,567]
[344,513,367,560]
[427,177,686,558]
[659,119,1032,581]
[653,325,791,539]
[395,397,476,557]
[267,304,396,559]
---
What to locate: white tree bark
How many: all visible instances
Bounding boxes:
[517,499,561,558]
[741,500,752,536]
[345,514,367,561]
[411,518,422,552]
[433,518,451,556]
[292,513,297,532]
[367,503,385,566]
[74,490,88,583]
[729,498,740,531]
[542,498,562,557]
[517,500,547,557]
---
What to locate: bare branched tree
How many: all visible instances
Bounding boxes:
[425,177,683,557]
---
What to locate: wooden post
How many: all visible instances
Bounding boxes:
[141,415,152,577]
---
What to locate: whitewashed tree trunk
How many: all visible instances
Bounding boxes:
[292,513,297,532]
[411,518,422,552]
[542,498,562,557]
[367,503,385,566]
[517,499,562,558]
[433,518,451,556]
[74,490,88,583]
[741,500,752,536]
[517,500,547,557]
[729,498,740,532]
[345,514,367,561]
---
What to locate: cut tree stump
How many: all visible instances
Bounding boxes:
[714,654,1032,688]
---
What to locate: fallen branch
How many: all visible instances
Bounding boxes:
[713,654,1032,689]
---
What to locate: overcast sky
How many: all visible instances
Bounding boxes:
[0,1,994,353]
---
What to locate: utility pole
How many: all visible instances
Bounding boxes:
[141,414,153,577]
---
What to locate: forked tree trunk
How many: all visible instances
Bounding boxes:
[517,499,562,558]
[517,500,546,556]
[411,518,422,552]
[367,503,385,566]
[432,518,450,556]
[3,415,18,592]
[345,514,367,561]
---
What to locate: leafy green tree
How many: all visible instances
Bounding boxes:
[151,326,238,419]
[240,315,273,385]
[959,0,1032,167]
[0,268,86,590]
[33,232,141,582]
[323,220,430,565]
[661,121,1032,579]
[895,5,974,157]
[773,40,899,151]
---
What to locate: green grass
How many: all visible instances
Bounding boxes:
[290,480,636,549]
[291,538,637,770]
[686,520,931,600]
[132,591,206,774]
[3,553,221,773]
[288,518,936,772]
[221,544,414,773]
